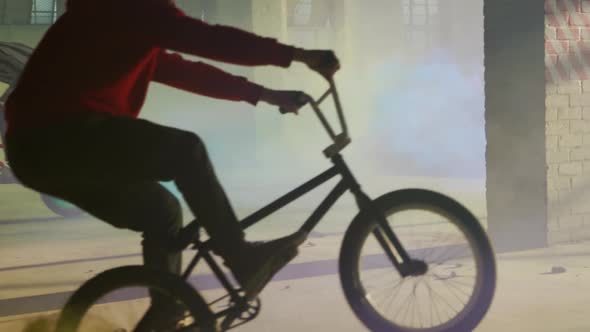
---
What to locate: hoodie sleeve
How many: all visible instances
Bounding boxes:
[153,51,265,105]
[139,0,296,68]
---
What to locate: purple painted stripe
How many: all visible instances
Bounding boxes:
[0,253,141,272]
[0,257,341,318]
[0,217,64,226]
[0,245,464,318]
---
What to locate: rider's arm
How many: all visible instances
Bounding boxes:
[141,1,296,68]
[153,51,264,105]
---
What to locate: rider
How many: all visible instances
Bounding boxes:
[3,0,339,322]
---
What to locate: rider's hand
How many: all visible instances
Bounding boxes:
[293,48,340,80]
[259,88,310,115]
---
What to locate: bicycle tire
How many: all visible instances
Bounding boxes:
[339,189,496,332]
[55,265,218,332]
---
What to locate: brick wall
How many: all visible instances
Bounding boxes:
[546,0,590,243]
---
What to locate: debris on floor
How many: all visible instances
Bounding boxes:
[540,266,567,275]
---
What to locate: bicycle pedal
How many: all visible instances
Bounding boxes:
[220,297,261,330]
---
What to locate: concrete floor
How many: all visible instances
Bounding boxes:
[2,182,589,332]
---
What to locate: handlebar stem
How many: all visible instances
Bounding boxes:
[307,78,350,158]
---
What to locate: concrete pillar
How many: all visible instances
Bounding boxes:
[0,0,47,46]
[3,0,32,24]
[56,0,66,17]
[0,0,6,24]
[484,0,547,251]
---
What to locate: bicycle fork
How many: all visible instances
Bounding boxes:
[334,153,427,279]
[354,192,428,278]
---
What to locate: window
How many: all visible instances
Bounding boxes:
[289,0,313,27]
[175,0,214,22]
[403,0,440,51]
[287,0,338,48]
[287,0,336,28]
[31,0,58,25]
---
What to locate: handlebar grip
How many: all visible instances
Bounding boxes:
[279,92,310,114]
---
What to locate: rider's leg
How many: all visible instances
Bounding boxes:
[5,122,183,311]
[0,104,6,141]
[5,162,184,310]
[6,114,304,298]
[168,130,247,255]
[66,183,185,316]
[167,130,307,298]
[71,184,185,311]
[7,114,246,251]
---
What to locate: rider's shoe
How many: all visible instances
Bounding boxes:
[225,231,307,301]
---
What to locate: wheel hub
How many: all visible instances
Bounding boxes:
[401,259,428,277]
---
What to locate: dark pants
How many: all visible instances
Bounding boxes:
[5,113,246,307]
[0,108,6,141]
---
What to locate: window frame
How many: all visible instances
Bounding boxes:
[30,0,58,25]
[403,0,441,52]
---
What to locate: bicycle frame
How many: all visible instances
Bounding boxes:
[177,79,415,320]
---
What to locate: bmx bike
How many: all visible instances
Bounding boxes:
[55,78,496,332]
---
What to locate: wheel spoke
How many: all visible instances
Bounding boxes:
[344,196,495,331]
[440,275,477,288]
[428,281,443,326]
[442,277,472,303]
[365,276,405,304]
[429,243,471,266]
[428,275,462,316]
[424,279,452,323]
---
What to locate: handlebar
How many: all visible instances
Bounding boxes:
[307,78,351,158]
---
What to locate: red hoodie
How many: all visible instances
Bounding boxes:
[4,0,295,133]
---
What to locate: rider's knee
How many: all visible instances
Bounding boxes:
[180,131,207,160]
[173,131,211,177]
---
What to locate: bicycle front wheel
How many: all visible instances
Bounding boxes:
[339,189,496,332]
[55,266,218,332]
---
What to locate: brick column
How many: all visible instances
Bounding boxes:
[545,0,590,243]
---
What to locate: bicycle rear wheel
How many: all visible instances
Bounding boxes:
[339,189,496,332]
[55,266,218,332]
